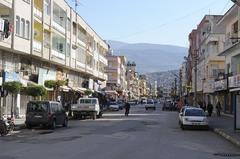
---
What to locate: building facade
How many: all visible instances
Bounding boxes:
[0,0,108,117]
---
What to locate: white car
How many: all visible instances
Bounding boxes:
[145,99,156,110]
[109,102,119,111]
[179,107,208,130]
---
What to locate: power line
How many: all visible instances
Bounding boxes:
[110,0,222,40]
[220,0,231,14]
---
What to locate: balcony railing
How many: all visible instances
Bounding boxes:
[34,7,42,19]
[33,40,42,52]
[224,33,239,49]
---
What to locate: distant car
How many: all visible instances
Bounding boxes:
[25,101,68,129]
[162,100,172,111]
[145,99,156,110]
[142,100,147,104]
[109,102,119,111]
[179,107,208,130]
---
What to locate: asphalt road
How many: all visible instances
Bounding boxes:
[0,104,239,159]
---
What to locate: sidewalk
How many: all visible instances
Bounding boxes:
[209,113,240,148]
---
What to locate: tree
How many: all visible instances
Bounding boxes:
[3,81,22,117]
[44,80,66,101]
[84,89,93,96]
[26,84,47,100]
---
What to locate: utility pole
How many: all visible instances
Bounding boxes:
[194,50,198,106]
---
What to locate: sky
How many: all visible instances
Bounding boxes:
[66,0,233,47]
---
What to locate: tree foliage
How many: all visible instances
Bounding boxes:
[44,80,66,89]
[84,89,93,96]
[26,85,47,97]
[3,81,22,94]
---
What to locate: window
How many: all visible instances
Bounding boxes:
[233,21,238,34]
[52,33,66,54]
[53,2,66,28]
[73,22,77,35]
[25,21,30,39]
[20,18,25,37]
[44,0,51,16]
[16,16,20,36]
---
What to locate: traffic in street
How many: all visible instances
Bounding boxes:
[0,103,239,159]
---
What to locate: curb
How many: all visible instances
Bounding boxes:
[210,127,240,148]
[14,124,25,131]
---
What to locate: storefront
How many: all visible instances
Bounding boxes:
[229,74,240,129]
[214,79,228,113]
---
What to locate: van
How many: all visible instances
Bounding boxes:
[71,98,102,120]
[25,101,68,129]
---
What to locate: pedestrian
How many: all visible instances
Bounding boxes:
[207,102,213,117]
[216,101,222,117]
[124,101,130,116]
[202,101,206,112]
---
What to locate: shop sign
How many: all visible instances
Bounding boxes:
[3,71,20,82]
[229,74,240,88]
[38,68,56,86]
[203,80,215,93]
[214,79,227,91]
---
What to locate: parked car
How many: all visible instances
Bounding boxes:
[145,99,156,110]
[71,98,102,120]
[117,100,124,110]
[179,107,208,130]
[109,102,120,111]
[25,101,68,129]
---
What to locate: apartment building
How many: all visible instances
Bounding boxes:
[126,61,139,100]
[105,54,128,100]
[218,4,240,114]
[139,75,147,97]
[188,15,225,106]
[0,0,108,117]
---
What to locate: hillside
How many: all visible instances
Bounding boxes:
[108,40,187,73]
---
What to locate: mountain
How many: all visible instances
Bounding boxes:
[108,40,188,73]
[146,70,179,89]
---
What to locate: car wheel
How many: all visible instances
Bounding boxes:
[26,123,32,129]
[51,119,56,129]
[181,124,185,130]
[63,118,68,127]
[92,112,96,120]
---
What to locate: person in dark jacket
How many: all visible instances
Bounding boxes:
[125,102,130,116]
[207,102,213,117]
[216,101,222,117]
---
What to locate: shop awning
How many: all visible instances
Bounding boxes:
[230,88,240,92]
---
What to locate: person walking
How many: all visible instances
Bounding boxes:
[202,101,206,112]
[216,101,222,117]
[207,102,213,117]
[125,101,130,116]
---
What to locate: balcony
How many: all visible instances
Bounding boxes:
[34,7,42,20]
[0,0,12,8]
[224,33,239,50]
[52,20,65,34]
[51,49,65,60]
[99,54,108,65]
[33,40,42,52]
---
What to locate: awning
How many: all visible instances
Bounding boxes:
[105,90,118,95]
[60,85,71,92]
[230,88,240,92]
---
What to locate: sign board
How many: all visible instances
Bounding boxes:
[229,74,240,88]
[3,71,20,82]
[235,95,240,130]
[214,79,227,91]
[38,68,56,86]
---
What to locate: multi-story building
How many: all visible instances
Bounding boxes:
[126,61,139,100]
[0,0,108,117]
[188,15,225,106]
[217,4,240,114]
[105,54,127,100]
[139,75,147,97]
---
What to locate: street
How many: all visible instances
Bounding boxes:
[0,104,239,159]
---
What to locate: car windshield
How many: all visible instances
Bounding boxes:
[147,100,154,104]
[185,109,205,117]
[27,102,49,112]
[110,102,117,105]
